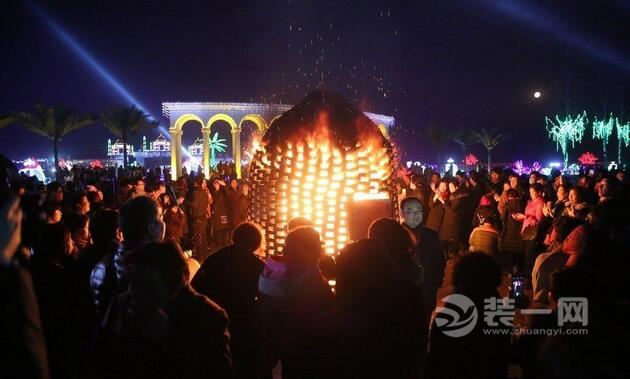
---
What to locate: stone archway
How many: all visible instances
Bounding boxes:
[169,114,205,180]
[206,113,238,177]
[163,102,395,180]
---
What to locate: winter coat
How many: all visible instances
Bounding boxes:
[499,198,524,254]
[403,223,445,312]
[257,257,333,377]
[211,187,231,231]
[93,285,232,378]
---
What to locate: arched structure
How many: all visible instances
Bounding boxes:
[162,102,395,179]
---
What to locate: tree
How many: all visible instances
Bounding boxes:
[452,128,477,170]
[100,105,158,169]
[425,126,451,165]
[209,132,228,169]
[474,128,505,169]
[0,105,93,180]
[545,112,587,169]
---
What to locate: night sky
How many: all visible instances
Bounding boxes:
[2,0,630,165]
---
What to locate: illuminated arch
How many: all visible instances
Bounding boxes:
[269,115,282,128]
[172,113,205,131]
[207,113,238,131]
[239,114,268,132]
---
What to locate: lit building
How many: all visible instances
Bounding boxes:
[107,139,134,156]
[148,133,171,152]
[189,138,204,156]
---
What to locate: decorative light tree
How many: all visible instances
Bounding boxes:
[592,114,615,162]
[545,112,587,169]
[616,118,630,164]
[465,153,479,167]
[578,151,598,166]
[209,132,228,169]
[513,160,530,175]
[531,161,542,173]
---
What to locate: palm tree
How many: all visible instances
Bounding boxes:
[100,105,158,169]
[452,128,477,170]
[209,132,228,169]
[0,105,93,180]
[474,128,505,169]
[425,126,451,165]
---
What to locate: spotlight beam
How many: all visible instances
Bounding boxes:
[25,0,192,158]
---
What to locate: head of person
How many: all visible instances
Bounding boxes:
[230,178,238,190]
[490,167,502,183]
[287,216,314,233]
[72,192,90,215]
[556,184,569,201]
[43,202,63,223]
[455,171,467,185]
[119,196,165,247]
[368,218,414,262]
[529,171,540,185]
[548,267,586,310]
[157,193,171,209]
[568,187,584,205]
[452,252,501,301]
[336,239,398,313]
[562,224,592,257]
[90,209,121,245]
[232,222,264,254]
[87,190,103,207]
[529,183,543,200]
[401,197,423,228]
[125,241,189,308]
[475,205,497,226]
[134,178,145,192]
[34,223,73,263]
[615,171,625,182]
[437,179,449,194]
[448,179,459,194]
[241,182,250,196]
[430,172,441,184]
[551,216,584,245]
[157,183,167,195]
[508,174,519,189]
[598,177,618,198]
[283,226,322,266]
[194,175,207,189]
[46,181,64,203]
[505,188,519,200]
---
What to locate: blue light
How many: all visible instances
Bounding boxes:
[25,1,192,159]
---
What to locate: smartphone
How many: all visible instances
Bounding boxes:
[511,274,524,298]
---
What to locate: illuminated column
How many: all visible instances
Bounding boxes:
[232,127,242,178]
[202,127,211,178]
[169,128,182,180]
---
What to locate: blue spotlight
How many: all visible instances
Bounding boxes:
[25,1,192,158]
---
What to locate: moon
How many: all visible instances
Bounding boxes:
[533,91,541,99]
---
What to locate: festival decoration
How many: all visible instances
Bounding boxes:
[465,153,479,167]
[545,112,587,169]
[592,114,615,162]
[577,152,598,166]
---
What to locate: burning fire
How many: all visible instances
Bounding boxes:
[249,92,397,256]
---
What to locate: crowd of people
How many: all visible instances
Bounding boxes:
[1,151,629,378]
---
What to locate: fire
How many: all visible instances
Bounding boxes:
[249,114,395,256]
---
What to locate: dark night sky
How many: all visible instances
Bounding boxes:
[1,0,630,165]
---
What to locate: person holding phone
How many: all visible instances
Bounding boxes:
[511,183,545,286]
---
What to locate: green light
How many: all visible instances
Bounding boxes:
[546,112,587,169]
[616,118,630,164]
[209,132,228,169]
[592,113,615,161]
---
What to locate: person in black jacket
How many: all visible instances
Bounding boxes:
[93,241,232,378]
[89,196,165,319]
[188,176,210,261]
[400,197,445,314]
[192,222,265,378]
[210,178,231,251]
[0,189,49,379]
